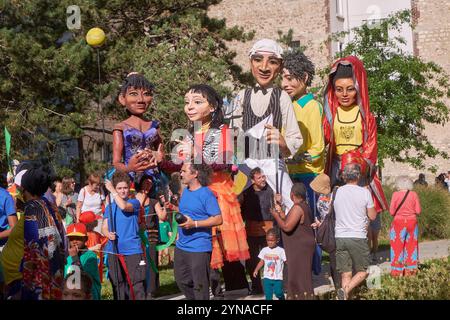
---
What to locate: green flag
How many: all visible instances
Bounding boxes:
[4,127,11,171]
[4,126,11,158]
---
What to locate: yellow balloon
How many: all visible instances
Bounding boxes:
[86,27,106,47]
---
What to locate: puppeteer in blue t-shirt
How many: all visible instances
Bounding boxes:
[176,186,221,253]
[0,187,17,246]
[104,198,142,255]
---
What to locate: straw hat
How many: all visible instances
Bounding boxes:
[310,173,331,195]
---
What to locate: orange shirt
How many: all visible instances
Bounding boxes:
[86,231,106,248]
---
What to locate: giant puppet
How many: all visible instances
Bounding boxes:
[281,50,325,214]
[322,56,388,212]
[109,72,165,300]
[228,39,302,211]
[163,84,250,295]
[227,39,302,294]
[111,73,164,191]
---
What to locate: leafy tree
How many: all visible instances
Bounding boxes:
[328,10,450,171]
[0,0,253,180]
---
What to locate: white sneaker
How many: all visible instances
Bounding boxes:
[337,288,347,300]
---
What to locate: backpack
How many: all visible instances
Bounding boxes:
[315,186,338,253]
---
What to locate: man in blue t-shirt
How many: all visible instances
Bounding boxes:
[175,163,222,300]
[0,187,17,247]
[103,171,146,300]
[0,186,17,291]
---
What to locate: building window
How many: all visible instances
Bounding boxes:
[336,0,344,19]
[362,18,388,38]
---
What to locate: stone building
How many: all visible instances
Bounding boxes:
[208,0,450,184]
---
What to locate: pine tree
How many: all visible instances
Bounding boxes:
[0,0,253,178]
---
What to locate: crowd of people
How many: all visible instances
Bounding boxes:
[0,38,434,301]
[414,172,450,192]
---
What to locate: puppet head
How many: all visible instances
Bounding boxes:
[281,50,315,100]
[248,39,283,88]
[118,73,155,117]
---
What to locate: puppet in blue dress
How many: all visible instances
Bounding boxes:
[111,73,165,195]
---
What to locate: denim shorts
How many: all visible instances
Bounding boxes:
[369,214,382,232]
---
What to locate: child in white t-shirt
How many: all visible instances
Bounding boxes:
[253,228,286,300]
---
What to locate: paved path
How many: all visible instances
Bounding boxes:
[157,239,449,300]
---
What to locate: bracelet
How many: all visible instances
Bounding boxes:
[195,221,198,228]
[112,192,118,197]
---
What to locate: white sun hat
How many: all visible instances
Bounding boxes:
[14,169,27,187]
[248,39,284,59]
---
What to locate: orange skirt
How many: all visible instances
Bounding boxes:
[209,171,250,269]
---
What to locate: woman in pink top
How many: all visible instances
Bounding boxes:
[389,176,421,276]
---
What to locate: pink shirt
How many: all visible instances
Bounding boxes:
[389,190,421,219]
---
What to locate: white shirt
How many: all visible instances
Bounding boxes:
[334,184,374,239]
[445,178,450,192]
[258,246,286,280]
[77,187,105,214]
[231,87,302,156]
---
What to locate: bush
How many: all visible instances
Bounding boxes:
[356,257,450,300]
[380,185,450,241]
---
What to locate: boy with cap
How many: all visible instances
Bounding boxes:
[79,211,107,251]
[79,211,108,283]
[230,39,302,210]
[64,223,101,300]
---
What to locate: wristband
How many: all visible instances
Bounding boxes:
[112,192,118,197]
[195,221,198,228]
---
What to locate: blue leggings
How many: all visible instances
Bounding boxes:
[263,278,285,300]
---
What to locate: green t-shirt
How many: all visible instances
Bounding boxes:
[64,249,101,300]
[158,221,172,243]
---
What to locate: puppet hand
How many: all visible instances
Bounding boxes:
[152,144,164,163]
[265,124,287,151]
[135,154,158,171]
[301,152,312,163]
[127,152,149,172]
[175,139,193,160]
